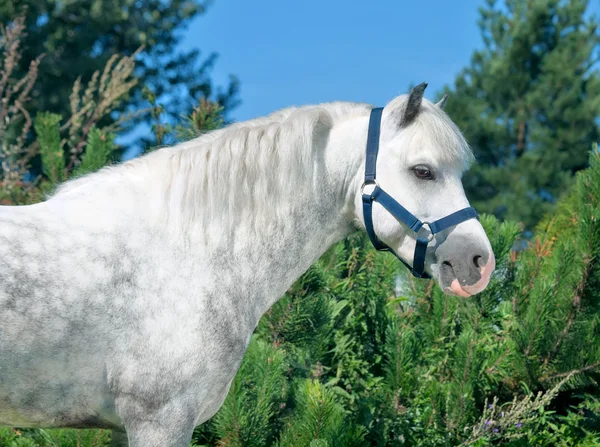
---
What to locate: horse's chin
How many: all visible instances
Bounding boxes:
[396,249,494,298]
[446,279,472,297]
[432,275,474,298]
[433,254,496,297]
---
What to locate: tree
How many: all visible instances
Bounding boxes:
[442,0,600,231]
[0,16,144,205]
[0,0,239,153]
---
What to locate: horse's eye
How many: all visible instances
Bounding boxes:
[412,165,434,180]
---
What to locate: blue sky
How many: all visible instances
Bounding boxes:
[182,0,485,122]
[123,0,487,158]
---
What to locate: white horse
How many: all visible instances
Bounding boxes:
[0,84,495,446]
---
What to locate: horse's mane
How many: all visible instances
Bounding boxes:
[52,102,369,232]
[51,99,473,235]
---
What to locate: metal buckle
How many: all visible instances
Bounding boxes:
[418,221,435,243]
[360,180,379,198]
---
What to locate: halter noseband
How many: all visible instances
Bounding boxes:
[361,107,479,279]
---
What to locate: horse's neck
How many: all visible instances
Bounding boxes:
[45,113,367,321]
[177,116,367,318]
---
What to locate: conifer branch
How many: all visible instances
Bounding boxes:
[540,362,600,382]
[0,16,44,196]
[543,258,591,367]
[65,48,142,171]
[485,346,512,375]
[457,338,476,428]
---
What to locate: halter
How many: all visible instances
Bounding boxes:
[361,107,479,279]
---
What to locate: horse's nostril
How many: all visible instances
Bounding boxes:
[442,260,452,268]
[473,255,483,268]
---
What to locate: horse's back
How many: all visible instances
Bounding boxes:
[0,203,122,428]
[0,199,256,431]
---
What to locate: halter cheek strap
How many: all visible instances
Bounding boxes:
[361,107,479,279]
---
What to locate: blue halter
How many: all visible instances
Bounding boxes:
[361,107,479,279]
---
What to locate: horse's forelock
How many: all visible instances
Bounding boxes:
[385,93,474,171]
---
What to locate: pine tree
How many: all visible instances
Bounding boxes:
[0,16,141,205]
[442,0,600,231]
[209,337,289,447]
[0,0,239,153]
[276,380,366,447]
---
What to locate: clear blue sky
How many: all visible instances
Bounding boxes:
[123,0,486,158]
[183,0,484,122]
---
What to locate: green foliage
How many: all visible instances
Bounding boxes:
[443,0,600,230]
[34,112,64,184]
[0,16,143,205]
[143,90,226,147]
[74,128,115,177]
[256,263,334,358]
[0,428,110,447]
[210,337,289,447]
[276,380,366,447]
[0,0,239,150]
[174,97,225,140]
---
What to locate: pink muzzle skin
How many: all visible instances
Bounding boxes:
[448,253,496,297]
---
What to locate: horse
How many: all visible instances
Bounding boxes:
[0,83,495,446]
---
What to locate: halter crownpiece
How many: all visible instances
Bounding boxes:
[361,107,479,279]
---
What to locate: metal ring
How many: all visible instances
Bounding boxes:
[360,180,379,197]
[419,222,435,243]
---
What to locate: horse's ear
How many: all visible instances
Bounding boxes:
[436,94,448,110]
[398,82,427,127]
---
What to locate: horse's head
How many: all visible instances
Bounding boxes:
[353,83,495,296]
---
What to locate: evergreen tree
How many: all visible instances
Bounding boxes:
[442,0,600,230]
[0,16,142,204]
[0,0,239,150]
[0,13,228,206]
